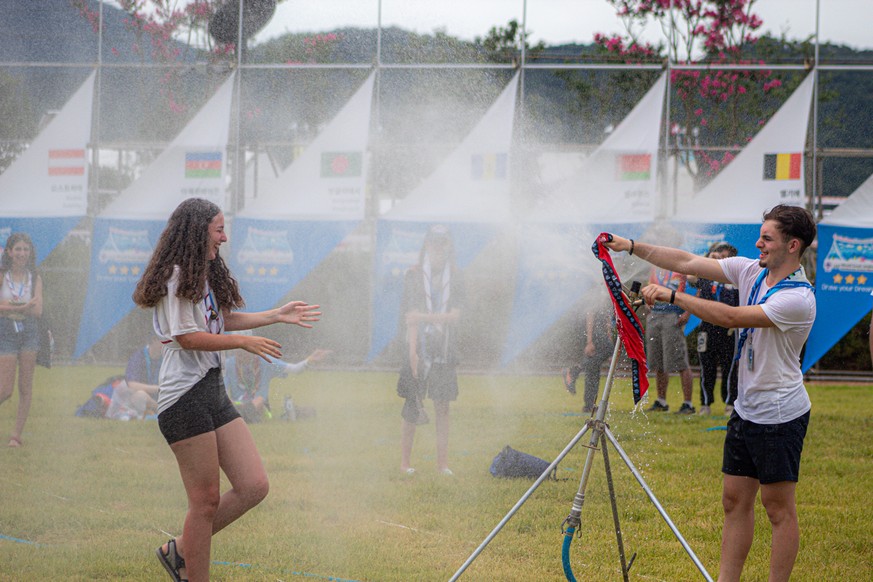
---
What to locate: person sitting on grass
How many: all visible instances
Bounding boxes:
[224,339,331,423]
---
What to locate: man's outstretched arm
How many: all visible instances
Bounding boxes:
[604,234,728,283]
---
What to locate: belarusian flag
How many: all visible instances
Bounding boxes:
[616,154,651,181]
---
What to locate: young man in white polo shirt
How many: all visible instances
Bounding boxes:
[604,204,816,582]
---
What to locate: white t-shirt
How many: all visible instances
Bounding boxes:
[719,257,816,424]
[152,266,224,414]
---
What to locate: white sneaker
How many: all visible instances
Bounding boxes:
[439,468,454,476]
[698,405,711,416]
[724,405,734,416]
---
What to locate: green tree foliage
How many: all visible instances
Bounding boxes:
[0,71,34,171]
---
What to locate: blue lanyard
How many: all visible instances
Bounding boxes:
[734,269,813,361]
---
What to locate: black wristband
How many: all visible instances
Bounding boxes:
[669,289,676,304]
[629,239,635,256]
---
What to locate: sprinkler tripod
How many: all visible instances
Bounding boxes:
[560,285,712,581]
[449,284,713,582]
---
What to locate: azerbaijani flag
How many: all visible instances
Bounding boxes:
[471,153,508,180]
[48,149,86,176]
[321,152,362,178]
[763,153,801,180]
[185,151,222,178]
[616,154,651,181]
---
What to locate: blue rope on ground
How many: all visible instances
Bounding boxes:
[0,533,41,546]
[705,426,728,431]
[561,526,577,581]
[212,560,362,581]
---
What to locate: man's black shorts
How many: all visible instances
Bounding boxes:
[158,367,241,445]
[722,410,810,484]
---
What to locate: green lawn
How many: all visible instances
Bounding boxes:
[0,366,870,581]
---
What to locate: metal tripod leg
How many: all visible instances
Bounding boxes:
[600,432,632,582]
[601,424,713,581]
[447,421,594,582]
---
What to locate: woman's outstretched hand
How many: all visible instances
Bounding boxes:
[276,301,322,328]
[240,335,283,361]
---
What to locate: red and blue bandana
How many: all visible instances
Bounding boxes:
[591,233,649,404]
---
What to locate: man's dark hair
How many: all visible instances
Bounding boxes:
[762,205,816,255]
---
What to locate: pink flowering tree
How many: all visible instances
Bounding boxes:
[71,0,240,139]
[594,0,800,185]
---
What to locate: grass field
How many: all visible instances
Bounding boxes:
[0,365,871,581]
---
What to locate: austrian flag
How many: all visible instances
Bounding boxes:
[48,149,85,176]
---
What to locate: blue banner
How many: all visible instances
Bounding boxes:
[802,223,873,371]
[367,220,498,361]
[0,216,82,264]
[229,218,359,313]
[74,217,165,359]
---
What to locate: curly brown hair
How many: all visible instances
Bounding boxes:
[1,232,38,273]
[132,198,244,310]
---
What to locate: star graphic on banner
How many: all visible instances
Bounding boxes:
[258,267,266,276]
[120,266,129,275]
[109,265,117,274]
[833,274,843,284]
[246,265,255,275]
[858,275,868,285]
[270,267,278,276]
[846,274,856,284]
[131,266,140,275]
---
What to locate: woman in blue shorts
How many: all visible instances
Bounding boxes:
[0,232,43,448]
[133,198,321,582]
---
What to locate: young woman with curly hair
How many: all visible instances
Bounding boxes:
[134,198,321,582]
[0,232,43,448]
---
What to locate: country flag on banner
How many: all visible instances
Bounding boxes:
[470,153,508,180]
[763,153,801,180]
[48,149,86,176]
[185,151,222,178]
[616,154,651,181]
[321,152,362,178]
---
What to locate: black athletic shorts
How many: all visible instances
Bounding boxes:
[722,410,810,484]
[158,367,241,445]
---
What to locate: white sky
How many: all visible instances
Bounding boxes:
[253,0,873,51]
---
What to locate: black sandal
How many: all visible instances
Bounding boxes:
[156,538,186,582]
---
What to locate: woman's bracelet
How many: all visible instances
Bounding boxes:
[669,289,676,304]
[629,239,635,256]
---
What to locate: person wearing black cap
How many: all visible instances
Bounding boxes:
[396,225,465,476]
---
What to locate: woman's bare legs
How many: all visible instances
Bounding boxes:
[167,418,268,582]
[11,351,35,444]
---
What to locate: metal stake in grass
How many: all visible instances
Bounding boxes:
[449,282,714,582]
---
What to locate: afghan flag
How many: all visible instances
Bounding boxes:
[471,153,508,180]
[763,153,801,180]
[592,233,649,404]
[616,154,651,181]
[321,152,362,178]
[48,149,85,176]
[185,151,222,179]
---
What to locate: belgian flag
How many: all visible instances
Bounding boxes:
[763,153,801,180]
